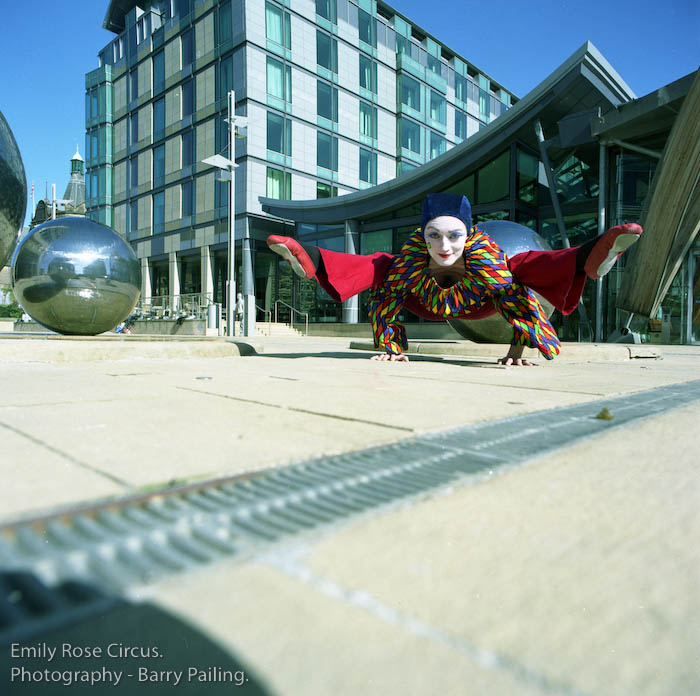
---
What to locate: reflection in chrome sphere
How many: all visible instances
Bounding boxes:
[448,220,555,344]
[11,217,141,335]
[0,111,27,269]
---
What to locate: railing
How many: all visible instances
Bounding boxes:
[274,300,309,336]
[134,293,214,321]
[256,304,272,334]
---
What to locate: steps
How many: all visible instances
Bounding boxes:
[254,322,305,337]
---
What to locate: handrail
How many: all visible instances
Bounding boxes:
[273,299,309,336]
[256,304,272,325]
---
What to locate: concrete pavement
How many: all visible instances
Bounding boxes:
[1,334,698,695]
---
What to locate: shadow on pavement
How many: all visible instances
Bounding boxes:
[0,571,274,695]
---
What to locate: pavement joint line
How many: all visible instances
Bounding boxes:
[176,385,415,432]
[0,420,133,490]
[262,552,590,696]
[386,373,611,396]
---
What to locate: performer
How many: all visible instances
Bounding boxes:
[267,193,642,366]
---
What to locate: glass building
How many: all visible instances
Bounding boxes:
[86,0,515,320]
[261,44,700,345]
[87,3,699,345]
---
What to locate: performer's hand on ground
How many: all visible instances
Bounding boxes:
[497,345,537,367]
[371,352,409,362]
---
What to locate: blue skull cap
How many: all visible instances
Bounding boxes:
[421,193,472,232]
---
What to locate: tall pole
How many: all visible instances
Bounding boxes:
[595,143,607,342]
[226,90,236,337]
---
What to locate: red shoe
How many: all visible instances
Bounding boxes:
[267,235,317,279]
[584,223,643,279]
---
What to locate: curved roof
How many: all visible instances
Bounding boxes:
[260,42,635,225]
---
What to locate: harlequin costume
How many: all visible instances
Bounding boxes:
[267,194,642,361]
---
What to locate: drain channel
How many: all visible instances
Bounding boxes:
[1,379,698,602]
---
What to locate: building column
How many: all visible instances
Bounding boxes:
[241,216,256,336]
[200,244,214,302]
[140,257,152,307]
[169,251,180,313]
[342,219,360,323]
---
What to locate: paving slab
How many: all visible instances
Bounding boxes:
[151,400,700,696]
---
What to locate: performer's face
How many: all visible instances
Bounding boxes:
[423,216,468,266]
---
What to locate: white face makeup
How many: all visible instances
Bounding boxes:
[423,216,468,267]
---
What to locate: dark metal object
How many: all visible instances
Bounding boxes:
[11,217,141,335]
[0,111,27,269]
[448,220,555,343]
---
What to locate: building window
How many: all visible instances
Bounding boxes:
[455,73,468,102]
[218,0,232,44]
[153,191,165,232]
[218,56,233,100]
[266,2,291,49]
[359,148,377,184]
[153,51,165,92]
[130,200,138,235]
[316,31,337,73]
[182,130,194,167]
[359,102,377,139]
[316,182,337,198]
[517,149,539,205]
[317,81,338,122]
[429,132,446,160]
[429,90,446,125]
[359,55,377,94]
[130,111,139,144]
[182,80,194,117]
[400,74,421,112]
[267,57,291,102]
[455,110,467,140]
[181,180,194,216]
[316,0,336,23]
[215,178,228,211]
[153,144,165,183]
[358,9,375,47]
[182,29,194,67]
[130,70,138,103]
[400,117,421,155]
[317,131,338,171]
[153,97,165,138]
[477,150,510,204]
[130,157,138,188]
[266,167,291,199]
[267,112,292,155]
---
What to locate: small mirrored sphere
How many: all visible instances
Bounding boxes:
[11,217,141,335]
[0,111,27,269]
[448,220,555,343]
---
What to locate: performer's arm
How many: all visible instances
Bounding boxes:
[466,233,560,362]
[367,283,409,360]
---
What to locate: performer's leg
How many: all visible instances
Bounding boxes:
[582,223,642,279]
[510,223,642,315]
[267,235,395,302]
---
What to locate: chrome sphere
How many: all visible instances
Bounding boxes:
[0,111,27,269]
[448,220,555,344]
[11,217,141,335]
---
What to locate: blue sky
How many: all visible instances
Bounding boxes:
[1,0,698,227]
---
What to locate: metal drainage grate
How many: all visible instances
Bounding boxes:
[1,379,698,599]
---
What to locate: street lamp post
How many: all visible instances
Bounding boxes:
[201,90,248,336]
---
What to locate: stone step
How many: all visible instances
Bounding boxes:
[254,322,305,337]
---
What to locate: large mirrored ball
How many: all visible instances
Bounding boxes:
[0,111,27,269]
[11,217,141,335]
[448,220,555,343]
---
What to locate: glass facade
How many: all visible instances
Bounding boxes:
[88,0,517,327]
